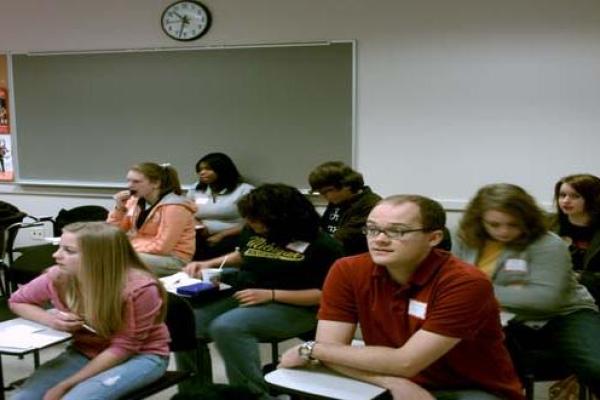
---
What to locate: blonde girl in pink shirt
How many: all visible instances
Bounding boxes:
[9,222,170,400]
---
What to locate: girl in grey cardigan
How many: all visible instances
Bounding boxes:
[453,183,600,396]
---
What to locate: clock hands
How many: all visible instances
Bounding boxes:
[178,16,189,39]
[164,10,185,31]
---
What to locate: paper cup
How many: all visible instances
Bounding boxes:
[202,269,221,285]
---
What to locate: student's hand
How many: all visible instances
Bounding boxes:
[234,289,272,306]
[183,261,210,278]
[184,198,196,208]
[52,311,84,332]
[381,377,435,400]
[206,232,225,246]
[113,190,131,209]
[278,344,307,368]
[43,381,71,400]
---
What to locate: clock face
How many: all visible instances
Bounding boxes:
[161,0,211,42]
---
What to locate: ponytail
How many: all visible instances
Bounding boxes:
[160,163,182,195]
[131,162,182,196]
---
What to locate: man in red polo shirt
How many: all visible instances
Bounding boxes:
[280,195,524,399]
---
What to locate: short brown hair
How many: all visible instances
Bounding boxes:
[308,161,364,192]
[379,194,446,232]
[458,183,547,249]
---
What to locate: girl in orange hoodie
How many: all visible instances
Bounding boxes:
[108,162,196,276]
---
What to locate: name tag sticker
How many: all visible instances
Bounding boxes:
[285,240,310,254]
[195,197,209,205]
[504,259,528,273]
[408,299,427,319]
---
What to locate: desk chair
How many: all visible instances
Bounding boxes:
[265,366,391,400]
[52,206,109,237]
[124,293,198,400]
[2,217,56,295]
[0,317,72,400]
[516,353,592,400]
[3,206,109,295]
[505,328,592,400]
[0,203,27,298]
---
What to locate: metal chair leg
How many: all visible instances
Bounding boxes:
[524,375,534,400]
[270,341,279,365]
[579,383,590,400]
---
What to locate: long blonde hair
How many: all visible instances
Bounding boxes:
[58,222,166,338]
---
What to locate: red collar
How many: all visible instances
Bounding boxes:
[371,249,450,289]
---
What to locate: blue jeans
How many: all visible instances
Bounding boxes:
[506,308,600,396]
[11,347,168,400]
[176,295,317,399]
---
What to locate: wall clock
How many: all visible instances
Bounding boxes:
[161,0,211,42]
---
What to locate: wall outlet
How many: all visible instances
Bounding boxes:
[31,227,45,240]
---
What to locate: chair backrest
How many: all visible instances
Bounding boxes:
[53,205,109,236]
[0,201,24,225]
[165,292,197,352]
[0,200,27,257]
[3,222,58,294]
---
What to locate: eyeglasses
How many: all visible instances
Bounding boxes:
[312,186,337,196]
[361,225,427,240]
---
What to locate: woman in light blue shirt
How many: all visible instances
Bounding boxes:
[187,152,254,259]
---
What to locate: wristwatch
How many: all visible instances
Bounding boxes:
[298,340,317,362]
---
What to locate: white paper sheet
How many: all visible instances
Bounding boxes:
[0,323,67,350]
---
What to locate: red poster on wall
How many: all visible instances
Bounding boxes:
[0,54,14,181]
[0,86,9,134]
[0,54,9,134]
[0,134,14,181]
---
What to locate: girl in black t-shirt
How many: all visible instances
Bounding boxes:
[552,173,600,302]
[180,184,343,398]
